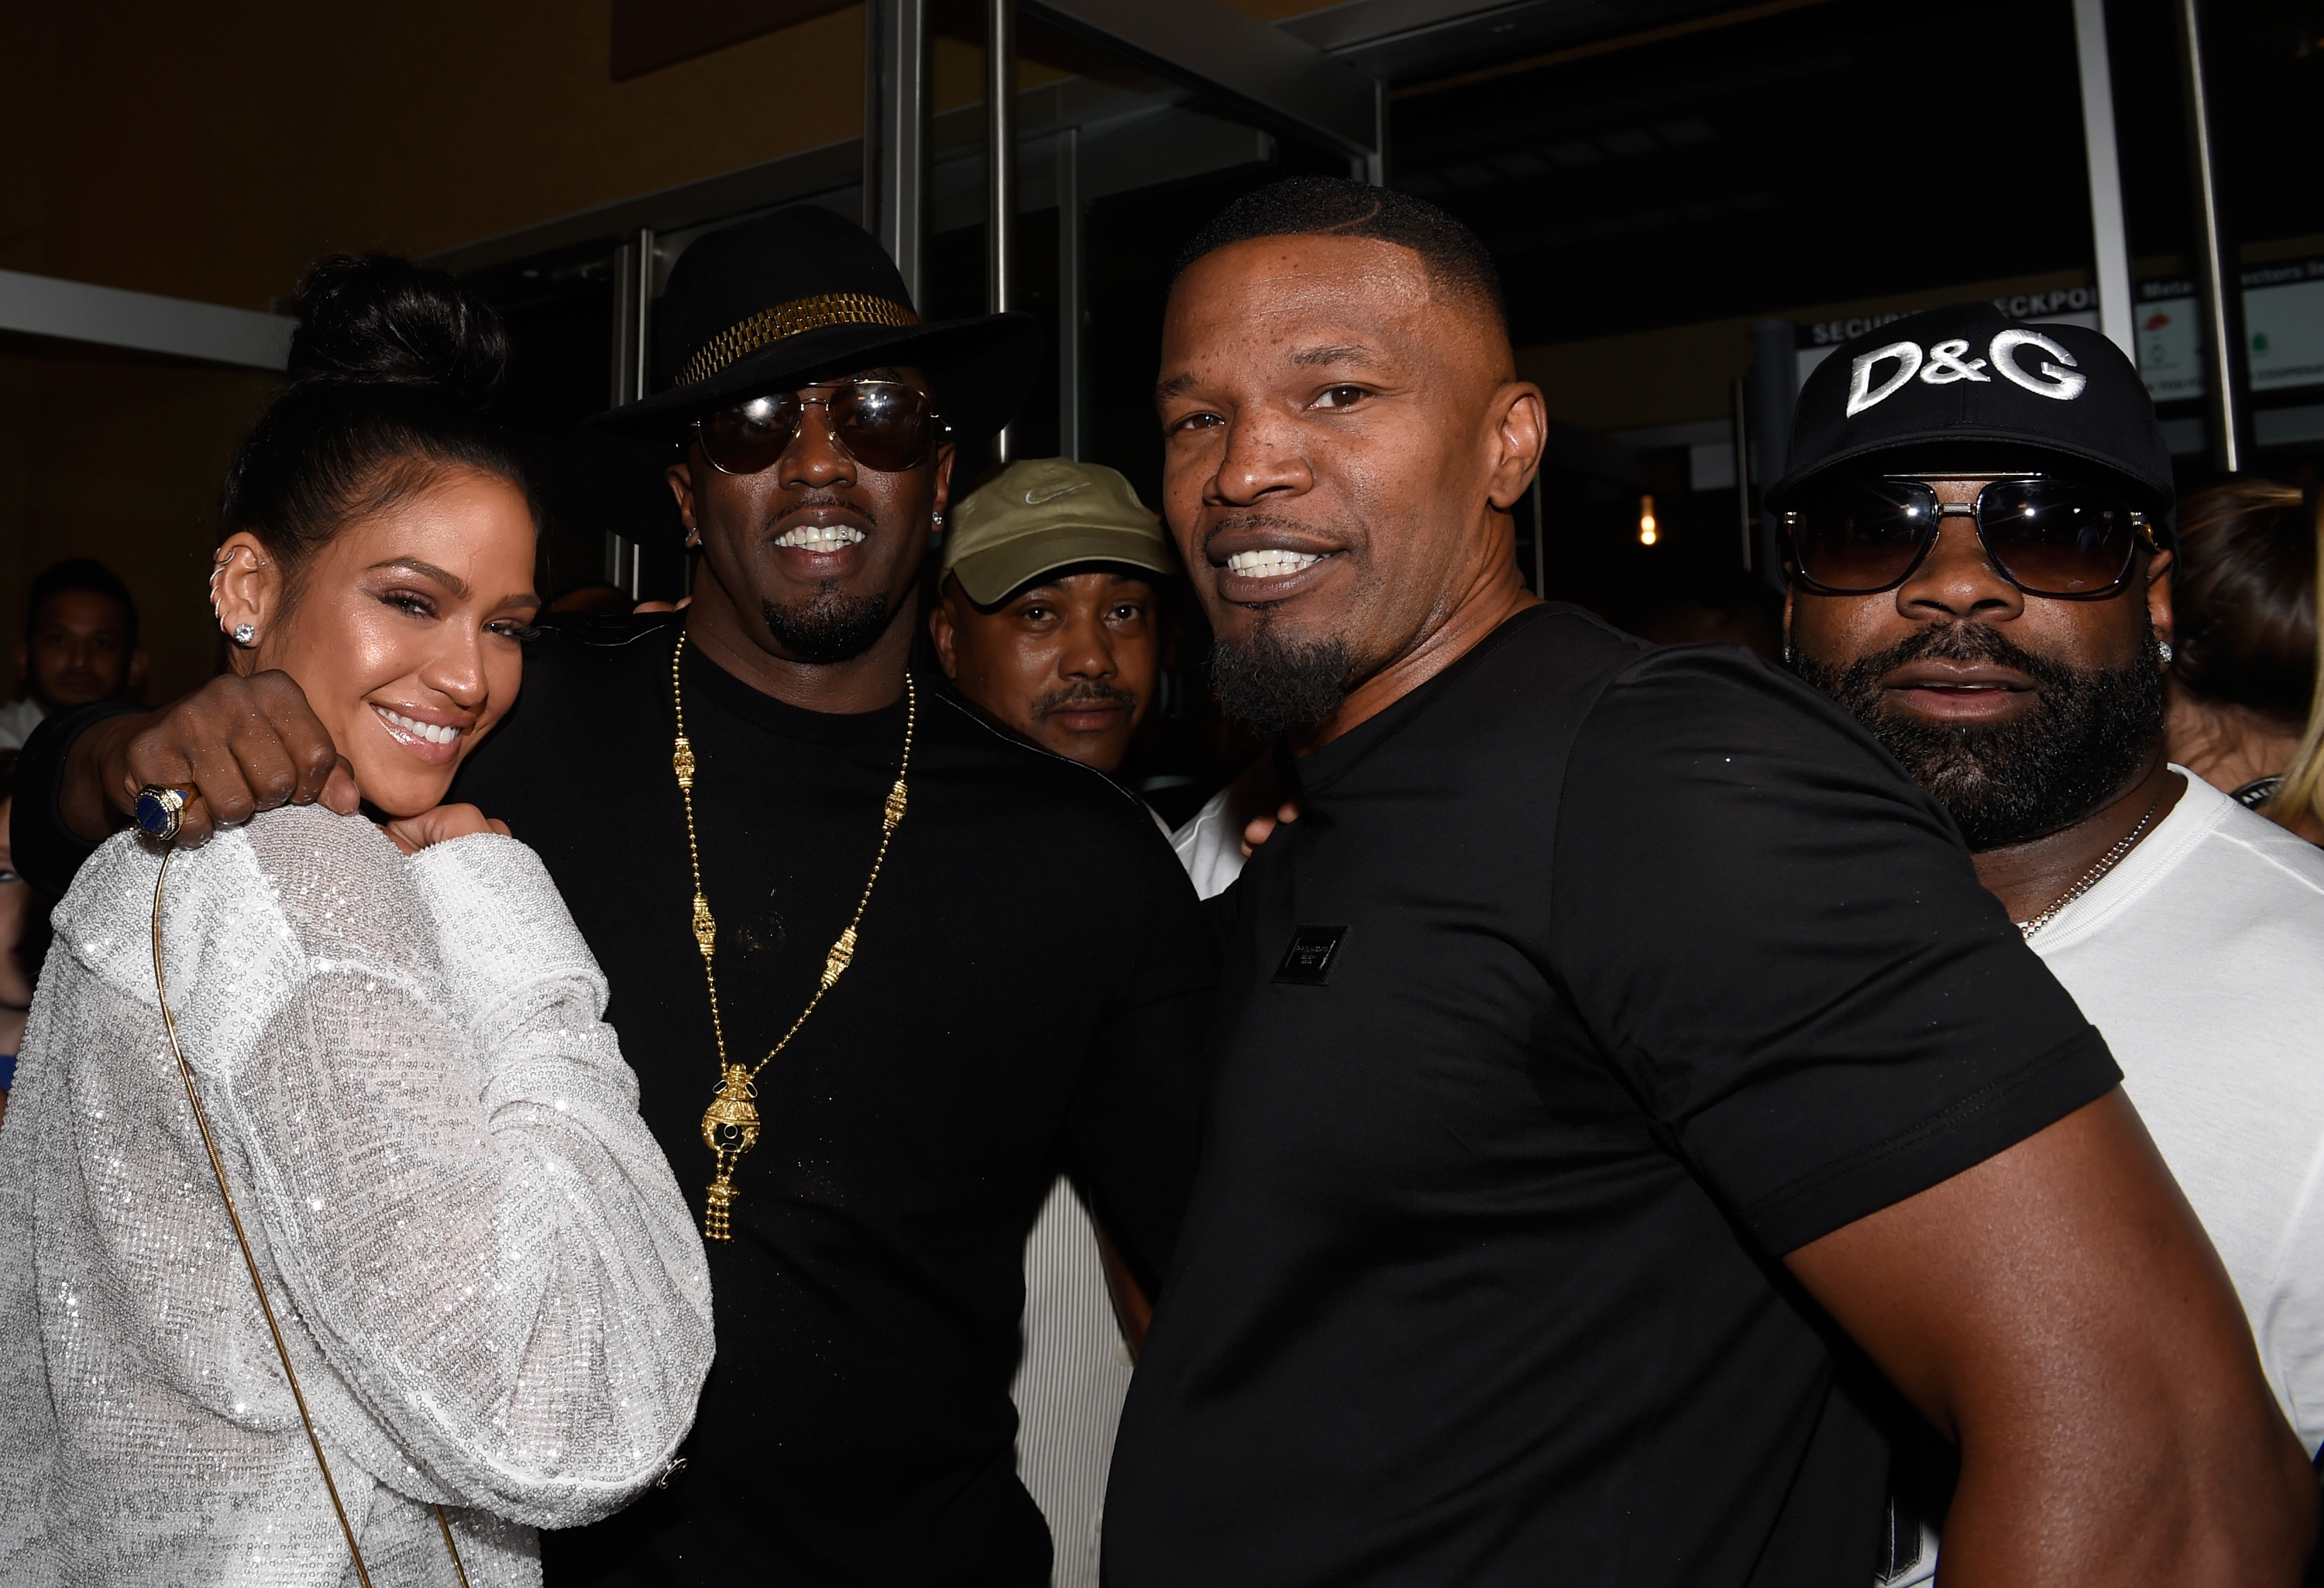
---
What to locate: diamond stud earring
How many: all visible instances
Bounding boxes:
[2158,638,2174,665]
[232,624,256,645]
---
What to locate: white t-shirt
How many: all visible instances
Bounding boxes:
[1172,781,1253,902]
[2032,770,2324,1451]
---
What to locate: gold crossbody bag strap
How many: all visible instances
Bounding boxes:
[150,848,471,1587]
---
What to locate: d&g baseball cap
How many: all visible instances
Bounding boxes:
[1767,301,2173,514]
[940,458,1175,606]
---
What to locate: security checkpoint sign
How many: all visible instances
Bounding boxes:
[2134,260,2324,400]
[2248,271,2324,391]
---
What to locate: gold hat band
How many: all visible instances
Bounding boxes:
[674,292,921,390]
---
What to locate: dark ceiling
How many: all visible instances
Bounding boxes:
[1388,0,2102,346]
[1281,0,1788,86]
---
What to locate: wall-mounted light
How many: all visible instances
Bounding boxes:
[1638,494,1659,546]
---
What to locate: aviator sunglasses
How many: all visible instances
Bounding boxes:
[1784,473,2157,599]
[693,380,945,476]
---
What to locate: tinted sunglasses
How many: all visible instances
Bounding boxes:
[1784,474,2157,599]
[693,380,944,476]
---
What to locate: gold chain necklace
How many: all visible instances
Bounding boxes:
[2016,791,2160,940]
[669,634,913,1239]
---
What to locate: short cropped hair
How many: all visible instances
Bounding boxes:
[1172,177,1508,336]
[26,558,139,651]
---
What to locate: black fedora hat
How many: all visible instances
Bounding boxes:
[590,204,1040,445]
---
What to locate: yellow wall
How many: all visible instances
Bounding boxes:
[0,0,1318,706]
[0,2,878,706]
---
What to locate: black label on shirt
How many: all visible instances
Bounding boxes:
[1273,925,1347,986]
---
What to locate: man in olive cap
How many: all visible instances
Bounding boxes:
[13,207,1213,1587]
[924,457,1176,1588]
[930,457,1175,772]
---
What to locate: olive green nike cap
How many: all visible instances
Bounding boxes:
[940,456,1175,607]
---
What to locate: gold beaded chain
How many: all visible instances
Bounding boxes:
[670,634,913,1239]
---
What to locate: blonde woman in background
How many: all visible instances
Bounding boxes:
[2165,477,2324,843]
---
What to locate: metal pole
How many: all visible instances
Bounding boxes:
[2071,0,2134,358]
[1366,79,1388,185]
[1731,376,1752,572]
[987,0,1018,464]
[865,0,929,308]
[1748,318,1796,593]
[1529,473,1545,596]
[607,227,653,597]
[2174,0,2248,472]
[1057,126,1084,462]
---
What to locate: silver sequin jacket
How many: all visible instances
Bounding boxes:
[0,805,716,1585]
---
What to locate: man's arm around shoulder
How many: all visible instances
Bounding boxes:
[18,672,356,898]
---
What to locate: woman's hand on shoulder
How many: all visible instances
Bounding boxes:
[382,803,511,855]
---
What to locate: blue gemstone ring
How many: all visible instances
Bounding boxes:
[134,785,191,843]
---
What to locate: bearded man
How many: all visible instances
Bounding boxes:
[1779,303,2324,1580]
[11,207,1212,1588]
[1098,178,2314,1588]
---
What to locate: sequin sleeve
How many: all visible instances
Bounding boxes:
[193,813,714,1529]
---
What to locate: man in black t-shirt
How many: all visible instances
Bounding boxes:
[1102,177,2312,1586]
[12,211,1212,1586]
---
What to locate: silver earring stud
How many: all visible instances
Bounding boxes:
[232,624,256,645]
[2158,639,2174,665]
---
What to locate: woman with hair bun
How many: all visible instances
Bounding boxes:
[2164,477,2324,843]
[0,256,713,1584]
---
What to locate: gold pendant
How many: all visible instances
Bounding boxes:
[700,1064,761,1242]
[704,1168,739,1243]
[690,892,717,962]
[822,926,857,989]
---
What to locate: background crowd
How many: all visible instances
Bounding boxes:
[0,5,2316,1583]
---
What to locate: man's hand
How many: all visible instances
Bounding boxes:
[382,803,510,855]
[1789,1089,2317,1586]
[64,671,356,847]
[1239,800,1301,858]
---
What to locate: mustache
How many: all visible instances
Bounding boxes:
[1033,681,1139,718]
[767,489,879,529]
[1848,620,2083,693]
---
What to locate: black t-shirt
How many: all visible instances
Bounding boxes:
[6,614,1214,1586]
[1103,604,2116,1588]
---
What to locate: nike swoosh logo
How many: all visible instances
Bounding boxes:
[1025,481,1090,505]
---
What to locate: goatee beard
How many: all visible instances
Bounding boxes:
[1789,623,2164,851]
[1209,622,1356,737]
[762,586,894,665]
